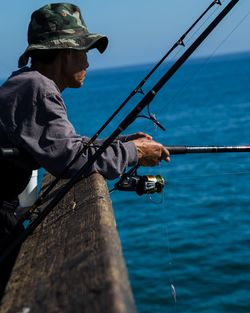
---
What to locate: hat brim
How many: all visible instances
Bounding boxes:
[18,33,108,68]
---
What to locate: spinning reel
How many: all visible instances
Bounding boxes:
[113,165,165,196]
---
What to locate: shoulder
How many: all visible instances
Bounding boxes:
[9,68,60,98]
[0,67,66,124]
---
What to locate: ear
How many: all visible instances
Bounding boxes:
[59,49,71,63]
[56,50,71,81]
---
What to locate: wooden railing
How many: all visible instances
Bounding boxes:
[0,173,137,313]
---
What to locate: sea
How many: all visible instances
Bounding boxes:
[2,51,250,312]
[66,52,250,313]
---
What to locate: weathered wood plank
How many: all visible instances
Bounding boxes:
[0,173,137,313]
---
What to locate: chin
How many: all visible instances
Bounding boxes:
[71,81,83,88]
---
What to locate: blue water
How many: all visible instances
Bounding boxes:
[3,52,250,312]
[63,52,250,313]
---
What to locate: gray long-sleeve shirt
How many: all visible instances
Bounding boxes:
[0,68,138,180]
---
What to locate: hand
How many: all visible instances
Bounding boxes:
[132,138,170,167]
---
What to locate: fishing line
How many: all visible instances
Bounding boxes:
[156,1,248,115]
[161,0,223,66]
[162,192,178,307]
[129,1,224,131]
[147,185,178,307]
[145,7,249,306]
[207,9,250,56]
[148,187,164,204]
[187,6,250,70]
[137,1,224,124]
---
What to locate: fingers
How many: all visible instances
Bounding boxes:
[124,132,152,141]
[132,138,170,167]
[136,132,152,140]
[160,146,170,163]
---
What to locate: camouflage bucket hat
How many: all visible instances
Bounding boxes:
[18,3,108,68]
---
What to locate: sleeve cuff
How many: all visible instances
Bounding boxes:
[123,141,138,167]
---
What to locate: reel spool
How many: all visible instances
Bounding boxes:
[114,173,165,196]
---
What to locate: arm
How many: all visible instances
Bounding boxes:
[15,91,169,179]
[17,93,138,180]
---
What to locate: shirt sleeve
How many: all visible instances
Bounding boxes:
[17,92,138,180]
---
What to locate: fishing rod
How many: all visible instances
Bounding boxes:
[166,145,250,154]
[112,145,250,194]
[0,0,240,265]
[22,0,222,208]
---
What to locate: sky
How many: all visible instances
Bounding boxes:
[0,0,250,77]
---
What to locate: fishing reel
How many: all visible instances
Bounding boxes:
[113,165,165,196]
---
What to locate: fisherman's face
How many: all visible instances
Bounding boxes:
[62,50,89,88]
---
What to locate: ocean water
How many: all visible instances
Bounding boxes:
[2,51,250,312]
[63,52,250,313]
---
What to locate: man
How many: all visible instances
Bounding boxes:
[0,3,169,268]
